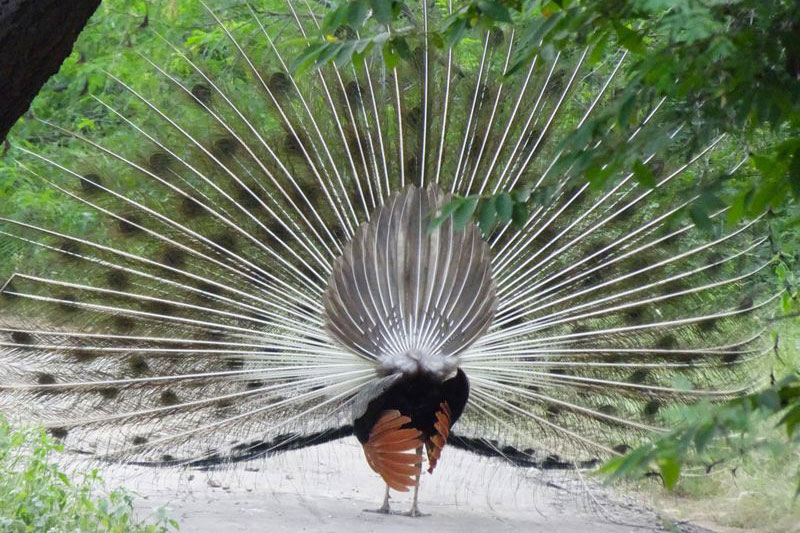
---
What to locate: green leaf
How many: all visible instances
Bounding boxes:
[757,388,781,411]
[478,196,497,235]
[383,35,412,68]
[322,4,350,33]
[530,184,556,206]
[617,91,638,127]
[600,444,653,480]
[632,159,656,188]
[588,31,610,66]
[346,0,370,29]
[334,41,357,67]
[477,1,512,23]
[658,457,681,489]
[689,204,713,233]
[453,196,479,228]
[597,455,625,476]
[290,42,328,73]
[382,40,399,69]
[428,197,463,233]
[495,192,513,223]
[523,10,562,47]
[391,36,412,60]
[316,42,344,67]
[444,16,468,47]
[751,153,782,180]
[511,200,529,228]
[613,22,645,54]
[778,405,800,438]
[726,188,750,225]
[541,1,561,17]
[693,422,716,453]
[511,183,532,203]
[370,0,394,25]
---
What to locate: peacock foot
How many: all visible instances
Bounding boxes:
[363,505,392,514]
[400,505,429,518]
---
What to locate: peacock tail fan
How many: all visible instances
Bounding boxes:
[0,0,777,476]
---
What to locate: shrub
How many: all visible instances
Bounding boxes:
[0,416,178,532]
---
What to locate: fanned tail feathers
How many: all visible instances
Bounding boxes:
[0,1,777,469]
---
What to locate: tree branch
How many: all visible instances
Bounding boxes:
[0,0,101,141]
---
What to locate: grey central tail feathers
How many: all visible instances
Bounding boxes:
[324,185,496,379]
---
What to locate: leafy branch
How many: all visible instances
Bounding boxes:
[295,0,800,226]
[429,185,533,236]
[599,373,800,494]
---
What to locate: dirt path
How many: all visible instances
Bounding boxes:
[100,441,713,532]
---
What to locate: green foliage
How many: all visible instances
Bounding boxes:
[430,184,534,236]
[430,188,530,236]
[299,0,800,227]
[0,0,289,281]
[0,416,177,532]
[599,373,800,493]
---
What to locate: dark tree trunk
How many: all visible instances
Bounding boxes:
[0,0,101,141]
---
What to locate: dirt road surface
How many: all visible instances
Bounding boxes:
[97,440,714,532]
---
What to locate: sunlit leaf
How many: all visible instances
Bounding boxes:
[658,457,681,489]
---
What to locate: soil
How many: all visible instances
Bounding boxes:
[96,440,717,533]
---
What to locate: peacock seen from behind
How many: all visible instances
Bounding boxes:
[0,0,777,517]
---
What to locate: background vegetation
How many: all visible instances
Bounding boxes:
[0,415,176,532]
[0,1,798,531]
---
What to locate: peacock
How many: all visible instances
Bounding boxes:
[0,0,778,517]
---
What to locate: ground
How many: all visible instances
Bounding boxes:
[97,440,720,532]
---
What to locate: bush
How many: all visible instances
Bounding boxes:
[0,416,178,532]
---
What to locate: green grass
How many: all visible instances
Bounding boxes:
[0,416,178,532]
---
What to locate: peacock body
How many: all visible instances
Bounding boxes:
[0,0,777,516]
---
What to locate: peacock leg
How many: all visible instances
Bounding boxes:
[364,484,391,514]
[403,446,428,518]
[379,484,391,513]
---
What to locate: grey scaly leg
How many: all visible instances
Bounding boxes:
[404,446,428,517]
[364,484,391,514]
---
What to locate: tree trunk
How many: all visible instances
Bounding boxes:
[0,0,101,142]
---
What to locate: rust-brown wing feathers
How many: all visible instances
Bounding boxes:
[426,402,452,473]
[362,409,423,491]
